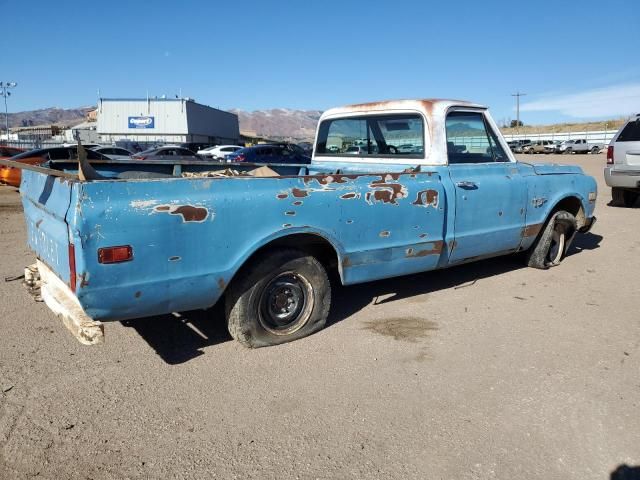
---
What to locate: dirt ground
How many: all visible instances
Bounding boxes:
[0,154,638,479]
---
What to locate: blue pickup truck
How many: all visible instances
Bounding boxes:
[5,99,597,347]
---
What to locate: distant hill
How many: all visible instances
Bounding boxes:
[6,107,94,129]
[230,108,322,141]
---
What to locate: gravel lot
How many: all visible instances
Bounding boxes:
[1,154,638,479]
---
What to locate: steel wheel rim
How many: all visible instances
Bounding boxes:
[258,272,314,335]
[548,224,566,264]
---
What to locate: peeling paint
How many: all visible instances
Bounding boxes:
[276,193,289,200]
[217,278,226,290]
[130,199,159,209]
[292,201,303,206]
[153,204,210,223]
[379,230,391,238]
[405,241,443,258]
[285,211,296,216]
[412,189,439,208]
[365,176,408,206]
[340,192,360,200]
[291,188,309,198]
[521,223,543,238]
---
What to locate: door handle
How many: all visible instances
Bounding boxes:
[456,181,478,189]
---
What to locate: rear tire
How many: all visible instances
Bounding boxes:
[591,146,599,154]
[612,187,639,208]
[225,248,331,348]
[564,148,573,154]
[526,210,577,269]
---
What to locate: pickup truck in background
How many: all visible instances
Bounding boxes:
[1,99,598,348]
[558,139,603,154]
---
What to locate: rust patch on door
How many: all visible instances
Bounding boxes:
[154,204,209,222]
[342,256,352,268]
[217,278,226,289]
[292,201,303,206]
[522,223,543,237]
[412,189,439,208]
[405,241,443,258]
[285,211,296,216]
[291,188,309,198]
[276,193,289,200]
[379,230,391,238]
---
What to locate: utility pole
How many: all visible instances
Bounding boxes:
[511,91,526,134]
[0,82,18,141]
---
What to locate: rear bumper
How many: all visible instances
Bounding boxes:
[604,167,640,189]
[33,260,104,345]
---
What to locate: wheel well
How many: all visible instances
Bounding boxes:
[238,233,340,284]
[552,196,586,229]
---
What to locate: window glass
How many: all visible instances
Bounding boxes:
[315,114,424,157]
[446,111,494,163]
[49,148,73,160]
[618,120,640,142]
[485,120,510,162]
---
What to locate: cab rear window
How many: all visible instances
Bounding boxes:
[617,120,640,142]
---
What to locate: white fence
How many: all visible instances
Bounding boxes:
[502,129,615,146]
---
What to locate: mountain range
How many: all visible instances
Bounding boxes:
[4,106,322,141]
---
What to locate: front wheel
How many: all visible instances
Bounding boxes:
[225,248,331,348]
[526,210,577,269]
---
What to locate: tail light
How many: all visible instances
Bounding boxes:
[68,243,77,293]
[606,146,614,165]
[234,154,245,162]
[98,245,133,264]
[133,155,146,160]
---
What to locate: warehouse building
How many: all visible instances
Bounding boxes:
[96,97,240,145]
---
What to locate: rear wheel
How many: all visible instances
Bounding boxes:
[526,210,577,269]
[591,146,599,154]
[612,187,639,208]
[225,248,331,348]
[564,148,573,154]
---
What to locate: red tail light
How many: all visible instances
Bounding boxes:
[234,154,245,162]
[98,245,133,264]
[606,146,614,165]
[68,243,77,293]
[132,155,146,160]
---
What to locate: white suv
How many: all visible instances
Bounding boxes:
[604,115,640,207]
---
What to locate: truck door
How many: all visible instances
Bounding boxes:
[445,110,526,263]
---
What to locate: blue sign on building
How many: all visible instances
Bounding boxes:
[128,116,155,129]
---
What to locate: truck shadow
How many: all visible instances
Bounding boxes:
[123,232,602,365]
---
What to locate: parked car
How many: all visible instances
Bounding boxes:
[0,146,109,187]
[511,139,532,153]
[557,139,603,154]
[131,146,201,161]
[62,143,102,149]
[544,140,564,153]
[91,146,133,160]
[525,140,556,154]
[0,146,24,158]
[197,145,243,160]
[9,99,596,348]
[179,142,213,153]
[226,144,311,164]
[605,115,640,207]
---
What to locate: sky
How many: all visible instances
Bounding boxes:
[2,0,639,125]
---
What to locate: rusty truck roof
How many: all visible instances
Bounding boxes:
[321,99,486,118]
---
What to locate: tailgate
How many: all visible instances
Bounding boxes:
[21,169,76,289]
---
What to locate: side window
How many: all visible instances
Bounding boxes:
[315,114,424,157]
[484,119,509,162]
[446,111,494,164]
[48,149,72,160]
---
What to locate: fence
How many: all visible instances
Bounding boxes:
[502,129,615,146]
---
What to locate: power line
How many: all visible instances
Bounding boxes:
[511,91,526,131]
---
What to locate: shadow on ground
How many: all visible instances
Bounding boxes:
[123,232,602,364]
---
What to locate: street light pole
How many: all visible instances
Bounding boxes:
[0,82,18,141]
[511,91,526,135]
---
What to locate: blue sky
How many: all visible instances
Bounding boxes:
[2,0,639,125]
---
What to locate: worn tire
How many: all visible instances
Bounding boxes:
[526,210,577,269]
[612,187,638,208]
[225,248,331,348]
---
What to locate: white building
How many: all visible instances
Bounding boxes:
[97,97,239,145]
